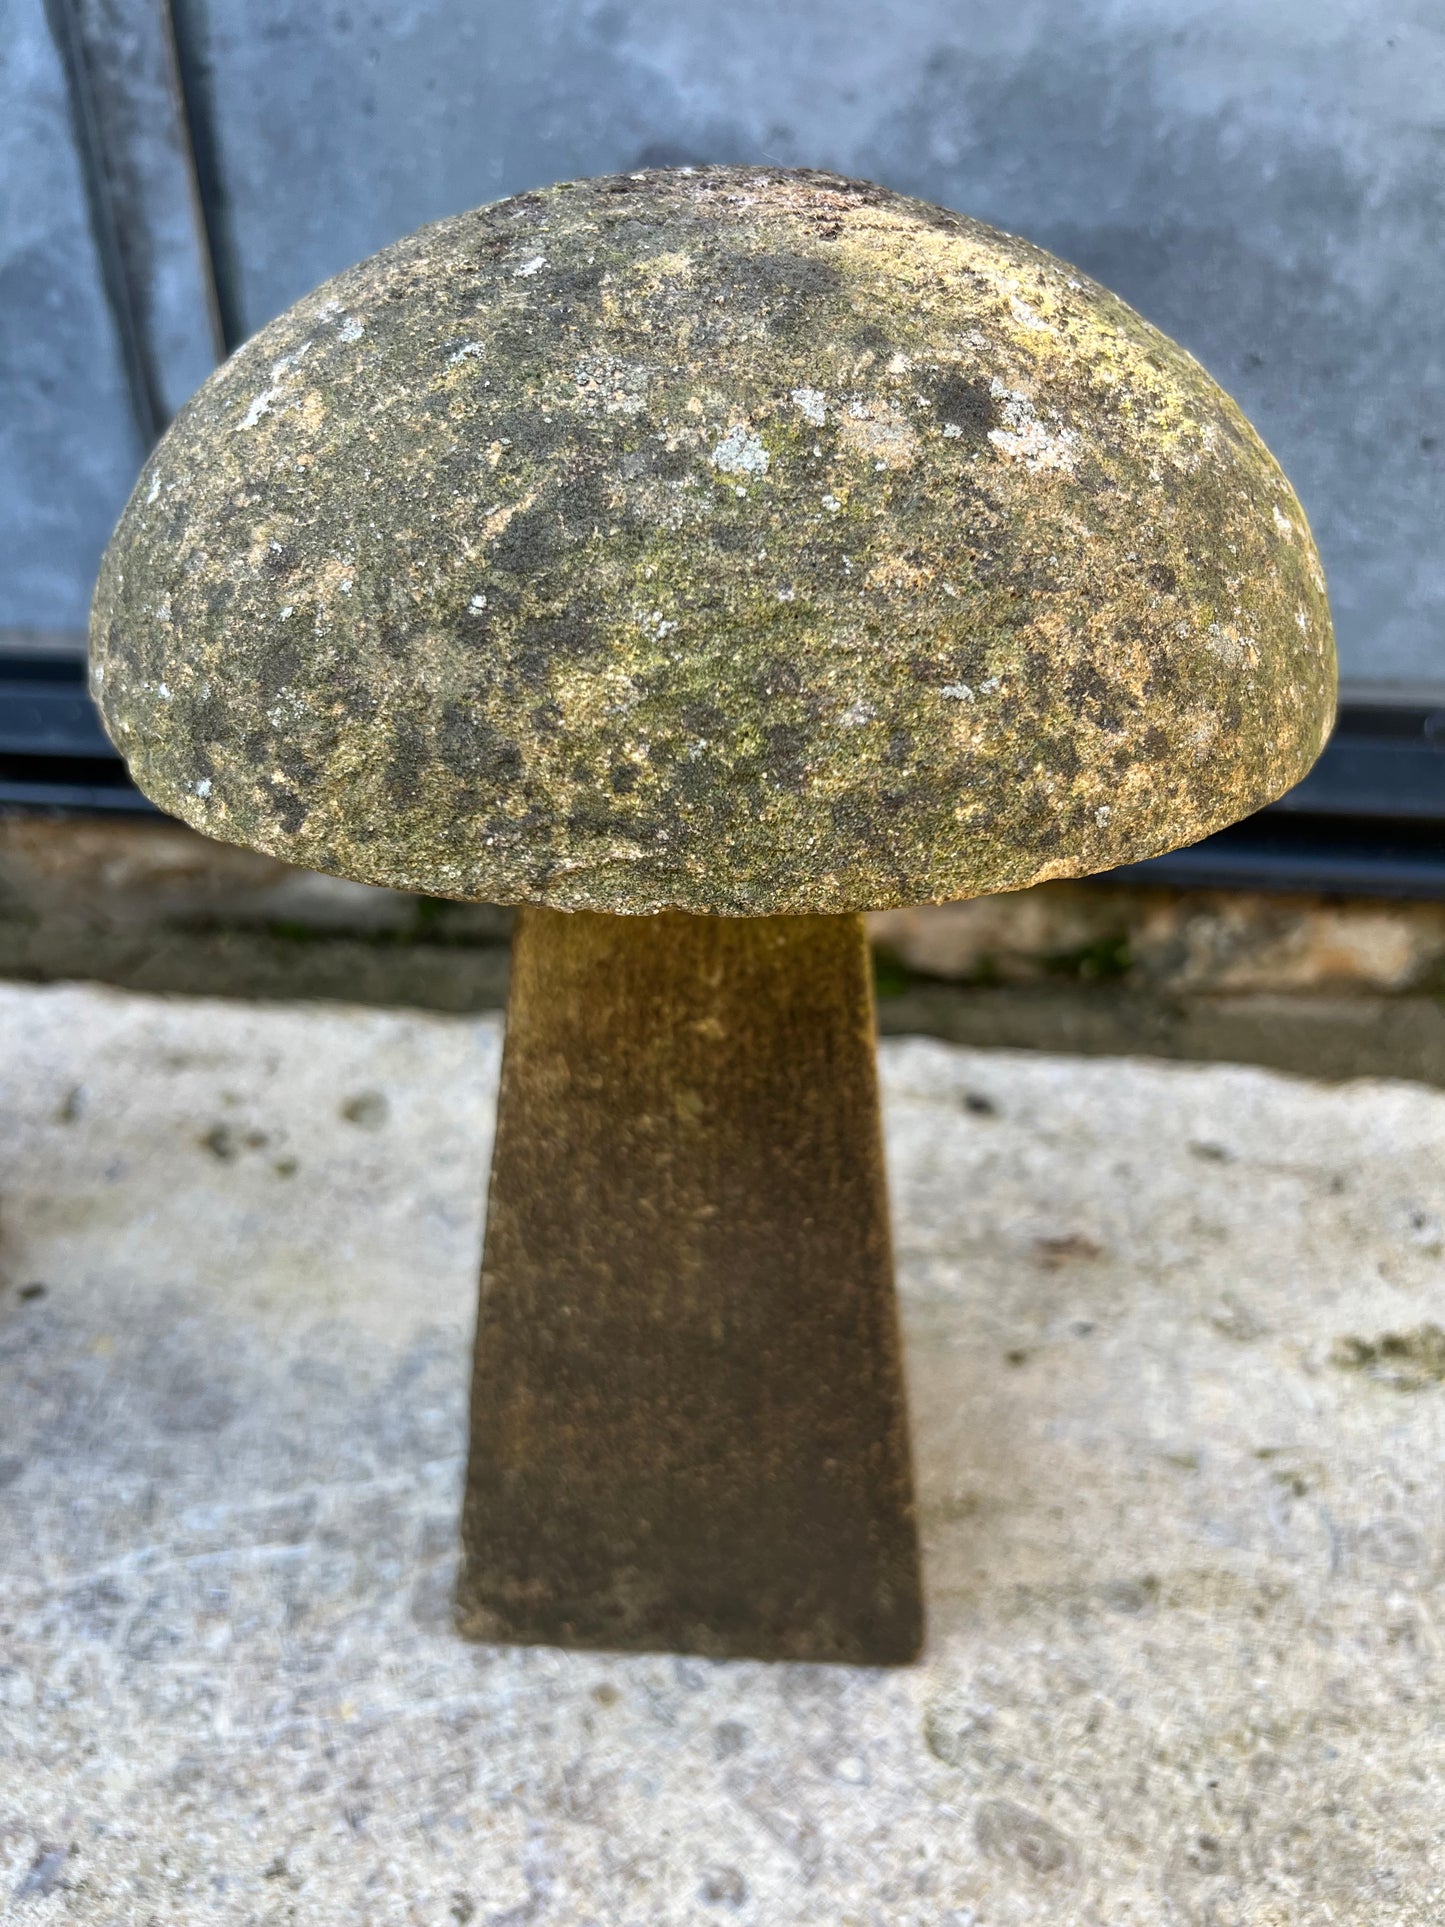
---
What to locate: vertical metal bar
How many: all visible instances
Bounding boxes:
[43,0,164,446]
[156,0,227,362]
[41,0,228,446]
[163,0,244,354]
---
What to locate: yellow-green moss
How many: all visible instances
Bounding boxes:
[90,166,1335,913]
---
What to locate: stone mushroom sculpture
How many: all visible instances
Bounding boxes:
[90,166,1336,1665]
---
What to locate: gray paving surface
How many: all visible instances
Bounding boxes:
[2,983,1443,1923]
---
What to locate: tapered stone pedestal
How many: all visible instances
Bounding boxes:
[456,906,923,1664]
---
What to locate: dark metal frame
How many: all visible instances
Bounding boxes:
[0,647,149,814]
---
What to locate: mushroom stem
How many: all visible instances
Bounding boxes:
[457,904,924,1664]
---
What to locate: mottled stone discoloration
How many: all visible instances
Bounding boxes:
[90,167,1335,913]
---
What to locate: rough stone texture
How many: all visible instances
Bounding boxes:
[3,982,1444,1922]
[91,165,1334,914]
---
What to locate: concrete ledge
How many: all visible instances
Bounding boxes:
[5,816,1445,1086]
[877,983,1445,1088]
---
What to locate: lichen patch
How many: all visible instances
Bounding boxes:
[237,344,315,432]
[837,400,917,470]
[987,381,1079,475]
[710,426,770,477]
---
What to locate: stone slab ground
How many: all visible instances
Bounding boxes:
[1,983,1443,1924]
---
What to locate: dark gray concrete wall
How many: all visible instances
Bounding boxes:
[5,0,1443,688]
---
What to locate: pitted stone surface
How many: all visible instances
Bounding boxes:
[3,983,1443,1922]
[91,167,1334,913]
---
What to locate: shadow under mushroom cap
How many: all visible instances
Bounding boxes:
[90,165,1335,915]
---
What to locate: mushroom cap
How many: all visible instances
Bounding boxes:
[91,166,1335,914]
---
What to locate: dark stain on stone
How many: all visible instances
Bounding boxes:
[185,684,232,749]
[679,698,729,740]
[1045,730,1082,781]
[1064,660,1132,733]
[374,615,414,663]
[341,1090,389,1128]
[652,444,694,482]
[439,705,523,787]
[708,519,765,555]
[699,1866,749,1907]
[510,608,604,685]
[200,1122,239,1159]
[543,258,607,306]
[974,1799,1081,1885]
[386,718,428,805]
[1100,1573,1160,1614]
[667,755,718,808]
[1332,1325,1445,1391]
[852,320,895,356]
[489,502,567,575]
[157,1362,239,1436]
[267,782,310,835]
[1033,1232,1105,1267]
[745,248,845,303]
[567,799,630,838]
[491,409,564,462]
[764,722,810,791]
[325,667,380,724]
[932,369,999,440]
[254,636,303,701]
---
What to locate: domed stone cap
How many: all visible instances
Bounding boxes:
[90,165,1335,914]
